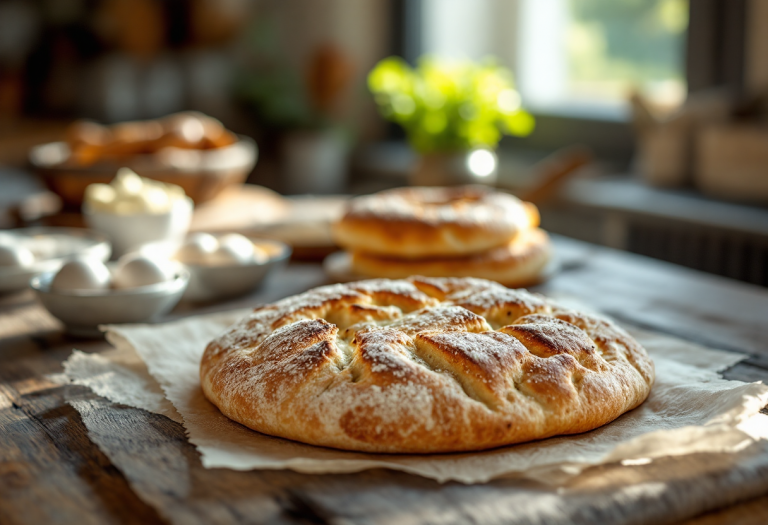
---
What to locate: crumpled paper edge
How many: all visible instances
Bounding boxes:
[62,313,768,484]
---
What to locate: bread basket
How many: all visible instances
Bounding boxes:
[29,136,257,207]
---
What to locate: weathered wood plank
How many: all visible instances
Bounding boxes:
[539,236,768,356]
[679,493,768,525]
[0,379,164,525]
[722,362,768,384]
[70,390,768,525]
[67,394,300,525]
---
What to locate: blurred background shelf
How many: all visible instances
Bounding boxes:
[541,177,768,287]
[2,0,768,288]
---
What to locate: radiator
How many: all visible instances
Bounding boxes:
[541,208,768,288]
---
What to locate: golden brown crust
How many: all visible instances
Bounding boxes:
[333,186,539,258]
[200,277,655,453]
[350,228,552,287]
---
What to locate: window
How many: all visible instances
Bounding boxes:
[420,0,688,121]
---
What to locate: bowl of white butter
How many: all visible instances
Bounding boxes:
[83,168,193,257]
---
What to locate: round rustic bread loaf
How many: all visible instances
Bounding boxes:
[332,186,539,258]
[200,277,655,453]
[350,228,552,287]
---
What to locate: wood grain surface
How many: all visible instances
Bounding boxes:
[2,235,768,525]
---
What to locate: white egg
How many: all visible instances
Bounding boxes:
[51,259,111,291]
[252,244,269,264]
[208,234,255,266]
[174,233,219,265]
[0,243,35,268]
[113,255,174,289]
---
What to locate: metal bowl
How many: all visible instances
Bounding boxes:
[29,136,258,206]
[30,266,189,337]
[0,227,111,294]
[140,236,291,303]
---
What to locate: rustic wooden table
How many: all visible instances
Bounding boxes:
[2,235,768,525]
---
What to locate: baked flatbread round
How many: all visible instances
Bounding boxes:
[200,277,655,453]
[350,227,552,287]
[332,186,539,258]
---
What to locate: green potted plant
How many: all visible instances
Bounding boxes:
[368,56,534,186]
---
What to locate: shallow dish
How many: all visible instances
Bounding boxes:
[140,236,291,303]
[0,227,111,294]
[30,266,189,337]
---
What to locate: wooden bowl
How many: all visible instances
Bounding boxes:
[29,136,258,207]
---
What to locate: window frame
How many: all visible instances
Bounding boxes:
[390,0,747,167]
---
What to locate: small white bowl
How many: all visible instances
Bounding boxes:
[140,236,291,302]
[30,266,189,337]
[83,196,193,257]
[0,228,111,294]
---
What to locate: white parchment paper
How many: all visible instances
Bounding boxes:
[64,309,768,484]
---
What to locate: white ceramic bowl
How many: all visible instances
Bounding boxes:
[83,196,193,257]
[140,235,291,302]
[0,228,111,294]
[30,266,189,337]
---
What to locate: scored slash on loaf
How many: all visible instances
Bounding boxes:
[200,277,655,454]
[331,186,553,286]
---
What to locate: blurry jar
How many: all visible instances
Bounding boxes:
[410,149,498,187]
[280,128,348,194]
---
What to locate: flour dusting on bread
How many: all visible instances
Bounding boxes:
[200,277,655,453]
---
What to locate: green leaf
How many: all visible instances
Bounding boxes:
[368,55,535,152]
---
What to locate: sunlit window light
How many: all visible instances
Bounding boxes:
[421,0,689,120]
[466,149,497,177]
